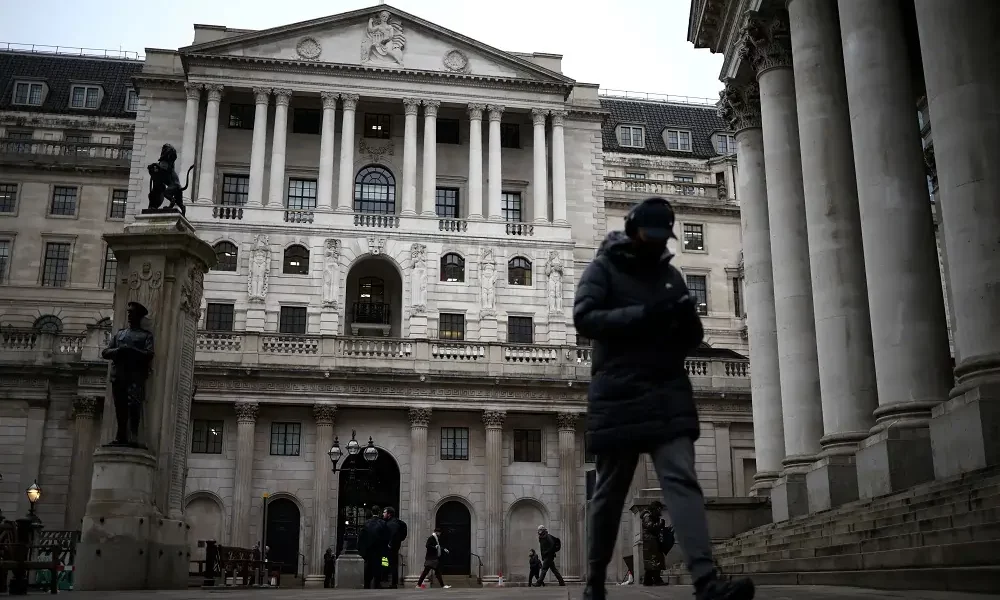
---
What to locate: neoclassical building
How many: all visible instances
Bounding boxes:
[1,4,751,587]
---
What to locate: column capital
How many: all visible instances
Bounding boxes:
[72,396,98,420]
[556,412,580,432]
[184,82,203,100]
[403,97,421,115]
[482,409,506,429]
[409,407,432,427]
[718,79,762,132]
[550,110,567,127]
[273,89,293,106]
[341,93,360,111]
[531,108,548,126]
[320,91,339,109]
[252,87,272,105]
[234,401,259,424]
[423,99,441,117]
[313,402,337,425]
[739,11,792,76]
[205,84,225,103]
[487,105,505,122]
[468,103,486,120]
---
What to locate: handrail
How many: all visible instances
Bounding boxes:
[599,88,717,107]
[0,41,143,61]
[469,552,483,585]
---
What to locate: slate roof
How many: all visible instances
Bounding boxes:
[600,96,729,159]
[0,51,143,119]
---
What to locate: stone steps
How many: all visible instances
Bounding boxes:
[670,566,1000,593]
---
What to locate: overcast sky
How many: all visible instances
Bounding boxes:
[0,0,725,100]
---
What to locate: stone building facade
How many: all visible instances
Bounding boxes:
[1,4,750,586]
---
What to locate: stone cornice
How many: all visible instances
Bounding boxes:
[603,154,713,172]
[132,73,187,92]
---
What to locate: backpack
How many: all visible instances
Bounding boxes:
[551,536,561,553]
[396,518,408,544]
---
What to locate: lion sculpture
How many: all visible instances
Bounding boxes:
[147,143,194,216]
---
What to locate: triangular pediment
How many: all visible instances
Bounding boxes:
[181,4,573,84]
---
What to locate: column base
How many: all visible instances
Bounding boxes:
[770,473,808,522]
[856,426,934,500]
[806,454,859,513]
[930,381,1000,479]
[334,553,365,589]
[335,205,353,213]
[400,209,417,216]
[749,470,779,498]
[303,574,326,588]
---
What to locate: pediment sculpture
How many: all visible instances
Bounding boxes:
[248,235,271,303]
[361,10,405,67]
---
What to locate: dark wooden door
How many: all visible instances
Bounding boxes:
[435,501,471,576]
[265,498,300,575]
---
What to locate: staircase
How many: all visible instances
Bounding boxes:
[667,465,1000,593]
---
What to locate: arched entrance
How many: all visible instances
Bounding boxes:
[264,498,301,575]
[505,500,547,583]
[345,258,403,337]
[335,447,401,555]
[435,501,472,576]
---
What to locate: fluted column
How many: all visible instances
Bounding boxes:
[66,396,99,529]
[467,104,485,220]
[407,408,431,582]
[482,410,505,580]
[531,109,549,223]
[557,413,580,578]
[266,89,292,207]
[336,94,359,212]
[180,83,202,204]
[838,0,954,495]
[401,98,420,216]
[231,401,258,546]
[486,105,504,221]
[308,403,337,585]
[550,110,568,224]
[317,92,338,210]
[742,12,823,520]
[197,84,224,203]
[247,88,271,207]
[718,81,784,496]
[420,100,440,216]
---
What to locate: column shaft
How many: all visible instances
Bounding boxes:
[266,89,292,207]
[482,410,505,580]
[66,397,99,528]
[557,413,580,578]
[401,98,420,216]
[551,111,568,224]
[487,106,504,221]
[180,83,201,204]
[197,85,224,204]
[247,88,270,207]
[336,95,359,212]
[231,402,258,547]
[317,92,338,210]
[18,404,46,517]
[531,109,548,223]
[467,104,485,220]
[420,100,440,216]
[309,404,336,582]
[408,408,431,582]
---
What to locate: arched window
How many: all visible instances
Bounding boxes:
[283,245,310,275]
[508,256,532,286]
[440,253,465,282]
[354,165,396,214]
[358,277,385,303]
[213,241,238,272]
[33,315,63,334]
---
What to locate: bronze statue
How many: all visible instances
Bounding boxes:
[640,500,667,586]
[102,301,155,446]
[147,143,193,216]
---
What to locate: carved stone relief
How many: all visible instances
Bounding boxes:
[179,265,205,319]
[248,235,271,303]
[545,251,565,315]
[296,37,322,60]
[128,261,163,318]
[358,137,394,163]
[718,79,762,133]
[442,49,470,73]
[361,10,405,67]
[409,243,428,315]
[368,237,387,256]
[479,248,498,318]
[322,239,341,309]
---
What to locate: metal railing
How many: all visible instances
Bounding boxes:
[470,553,483,586]
[0,42,142,61]
[599,88,717,106]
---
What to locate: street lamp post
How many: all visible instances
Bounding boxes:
[26,481,41,523]
[8,481,42,595]
[328,431,379,555]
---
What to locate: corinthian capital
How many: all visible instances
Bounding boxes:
[482,409,506,429]
[313,402,337,426]
[487,104,505,122]
[467,103,486,120]
[556,412,580,432]
[321,91,339,110]
[423,99,441,118]
[204,84,224,103]
[531,108,548,126]
[252,87,272,105]
[409,407,432,428]
[403,97,421,116]
[740,11,792,77]
[184,82,203,100]
[234,401,259,424]
[273,89,293,107]
[550,110,567,127]
[718,79,762,132]
[341,93,360,111]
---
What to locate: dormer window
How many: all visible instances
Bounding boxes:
[125,89,139,112]
[618,125,645,148]
[12,81,46,106]
[714,133,737,155]
[665,129,692,152]
[70,85,102,109]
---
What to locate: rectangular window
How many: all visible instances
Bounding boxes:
[0,240,10,284]
[686,274,709,316]
[228,104,254,129]
[584,436,596,463]
[269,422,301,456]
[292,108,322,135]
[364,113,391,139]
[716,133,736,155]
[440,427,470,460]
[437,118,460,144]
[70,85,101,109]
[619,125,644,148]
[733,278,743,318]
[675,174,696,196]
[435,187,459,219]
[42,242,71,287]
[13,82,44,106]
[438,313,465,341]
[667,129,692,152]
[205,303,236,332]
[278,306,308,335]
[624,172,645,179]
[49,186,77,216]
[125,89,139,112]
[513,429,542,462]
[500,123,520,148]
[221,175,249,206]
[101,246,117,289]
[65,133,91,157]
[286,178,318,210]
[683,223,705,251]
[191,419,224,454]
[109,189,128,219]
[0,183,17,213]
[501,192,522,223]
[507,316,534,344]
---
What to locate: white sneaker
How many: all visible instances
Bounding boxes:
[443,585,452,589]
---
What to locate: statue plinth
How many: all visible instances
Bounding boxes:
[77,212,216,590]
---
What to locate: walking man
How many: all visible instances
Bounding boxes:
[415,526,451,589]
[383,506,408,588]
[358,505,390,589]
[322,546,335,588]
[574,197,755,600]
[535,525,565,586]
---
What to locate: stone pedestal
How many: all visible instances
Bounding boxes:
[770,473,808,522]
[319,310,340,335]
[806,455,860,512]
[409,313,428,338]
[856,425,934,499]
[246,306,266,332]
[335,553,364,589]
[930,383,1000,479]
[479,314,498,342]
[547,317,566,344]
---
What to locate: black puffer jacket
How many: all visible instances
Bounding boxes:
[574,231,704,454]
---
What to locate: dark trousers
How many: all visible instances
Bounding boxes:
[587,437,714,585]
[323,568,334,588]
[363,555,382,589]
[528,567,541,586]
[538,557,565,585]
[387,550,400,588]
[417,563,444,587]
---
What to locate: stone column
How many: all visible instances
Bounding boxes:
[66,396,100,529]
[266,89,292,208]
[786,0,878,512]
[336,94,359,212]
[316,92,338,210]
[246,87,270,207]
[307,403,336,587]
[719,81,785,496]
[180,83,202,204]
[17,400,47,517]
[467,104,485,220]
[482,410,505,581]
[838,0,954,497]
[557,413,580,579]
[401,98,420,216]
[196,84,224,204]
[550,110,568,224]
[231,401,259,547]
[913,0,1000,478]
[407,408,431,583]
[742,12,823,521]
[531,109,549,223]
[486,105,504,221]
[420,100,440,216]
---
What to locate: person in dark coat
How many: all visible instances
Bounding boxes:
[358,505,390,589]
[382,506,407,588]
[535,525,565,586]
[415,526,451,589]
[322,546,335,588]
[528,549,542,587]
[575,197,755,600]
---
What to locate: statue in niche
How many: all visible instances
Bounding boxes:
[248,235,270,303]
[409,243,428,314]
[146,143,194,216]
[102,301,154,447]
[361,10,405,66]
[479,249,498,316]
[322,239,341,309]
[546,251,564,313]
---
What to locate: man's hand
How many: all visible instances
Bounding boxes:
[644,293,687,325]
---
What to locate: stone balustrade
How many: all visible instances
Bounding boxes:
[0,138,132,172]
[604,176,726,199]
